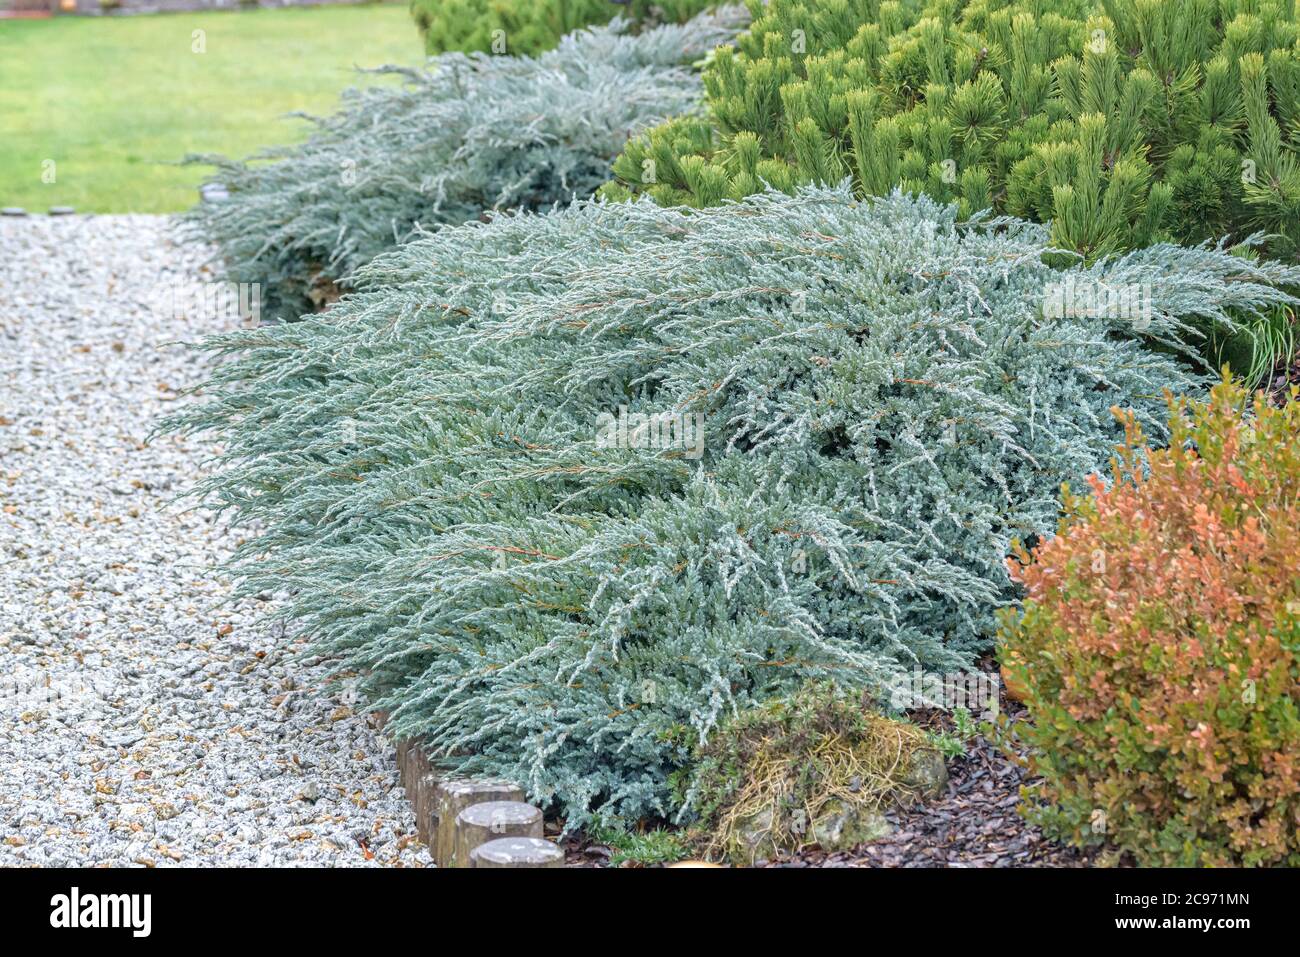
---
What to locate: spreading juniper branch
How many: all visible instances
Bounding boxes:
[181,8,749,321]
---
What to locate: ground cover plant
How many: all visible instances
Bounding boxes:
[170,183,1300,826]
[185,9,746,321]
[409,0,717,56]
[999,377,1300,867]
[605,0,1300,380]
[0,4,421,214]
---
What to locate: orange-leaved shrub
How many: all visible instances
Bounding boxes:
[998,376,1300,866]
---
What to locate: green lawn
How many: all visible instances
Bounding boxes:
[0,4,422,213]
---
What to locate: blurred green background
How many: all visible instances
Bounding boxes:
[0,3,421,213]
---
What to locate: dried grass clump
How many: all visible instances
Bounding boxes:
[685,684,939,863]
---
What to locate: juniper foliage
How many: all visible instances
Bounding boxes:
[170,186,1300,824]
[410,0,717,57]
[182,10,746,321]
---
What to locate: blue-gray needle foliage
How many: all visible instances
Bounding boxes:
[182,8,747,321]
[171,185,1300,824]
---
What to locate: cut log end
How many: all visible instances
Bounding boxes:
[454,800,544,867]
[471,836,565,869]
[433,781,524,867]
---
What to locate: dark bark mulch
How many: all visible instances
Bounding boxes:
[1266,359,1300,405]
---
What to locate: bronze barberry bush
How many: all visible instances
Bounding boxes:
[1000,376,1300,866]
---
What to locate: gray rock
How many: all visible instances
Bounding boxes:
[810,800,894,851]
[903,748,949,800]
[732,806,778,863]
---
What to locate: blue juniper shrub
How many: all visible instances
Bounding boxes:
[183,9,748,322]
[170,185,1300,825]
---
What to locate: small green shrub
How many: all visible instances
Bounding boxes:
[183,9,745,321]
[1000,376,1300,866]
[410,0,717,57]
[927,705,980,758]
[590,825,691,865]
[169,185,1300,825]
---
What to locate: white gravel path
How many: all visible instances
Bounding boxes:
[0,214,429,867]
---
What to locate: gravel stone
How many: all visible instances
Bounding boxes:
[0,215,430,867]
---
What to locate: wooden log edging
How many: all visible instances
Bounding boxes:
[382,713,565,868]
[433,780,524,867]
[472,836,565,868]
[455,800,543,865]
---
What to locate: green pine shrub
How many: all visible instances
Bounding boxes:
[999,377,1300,866]
[410,0,717,57]
[182,9,746,322]
[168,185,1300,825]
[607,0,1300,263]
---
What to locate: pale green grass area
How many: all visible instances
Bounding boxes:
[0,4,422,213]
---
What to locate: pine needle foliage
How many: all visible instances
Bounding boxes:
[410,0,718,57]
[607,0,1300,266]
[168,185,1300,825]
[181,10,746,322]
